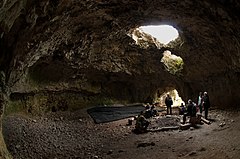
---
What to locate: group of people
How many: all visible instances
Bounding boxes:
[197,91,211,119]
[143,103,159,118]
[134,91,211,133]
[166,91,211,124]
[134,103,159,133]
[180,91,211,124]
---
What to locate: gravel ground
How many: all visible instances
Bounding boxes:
[3,109,133,159]
[2,108,240,159]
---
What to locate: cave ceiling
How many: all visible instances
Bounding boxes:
[0,0,240,107]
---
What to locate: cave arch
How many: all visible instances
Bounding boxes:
[154,88,185,107]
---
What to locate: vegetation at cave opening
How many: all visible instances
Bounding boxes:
[161,50,184,76]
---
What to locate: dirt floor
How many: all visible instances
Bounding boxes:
[2,108,240,159]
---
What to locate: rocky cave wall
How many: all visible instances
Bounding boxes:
[0,0,240,116]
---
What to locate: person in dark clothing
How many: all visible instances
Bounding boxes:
[150,104,158,117]
[134,111,150,133]
[144,103,152,118]
[165,94,173,115]
[179,103,186,115]
[183,99,197,124]
[202,92,210,119]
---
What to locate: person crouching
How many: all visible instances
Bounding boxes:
[183,99,197,124]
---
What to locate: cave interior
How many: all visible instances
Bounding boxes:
[0,0,240,157]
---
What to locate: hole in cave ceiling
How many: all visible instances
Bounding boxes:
[131,25,179,48]
[161,50,184,76]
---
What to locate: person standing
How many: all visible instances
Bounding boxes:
[197,92,203,114]
[202,92,210,119]
[165,94,173,115]
[179,103,186,115]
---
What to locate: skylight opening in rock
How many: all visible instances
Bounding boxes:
[130,25,180,48]
[139,25,179,45]
[161,50,184,76]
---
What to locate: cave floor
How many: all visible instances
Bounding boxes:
[3,108,240,159]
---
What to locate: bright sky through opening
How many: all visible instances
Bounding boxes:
[139,25,179,45]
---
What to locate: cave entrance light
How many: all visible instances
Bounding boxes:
[154,89,185,107]
[139,25,179,45]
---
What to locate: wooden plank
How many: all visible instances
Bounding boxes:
[201,117,211,124]
[180,123,191,130]
[148,126,179,132]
